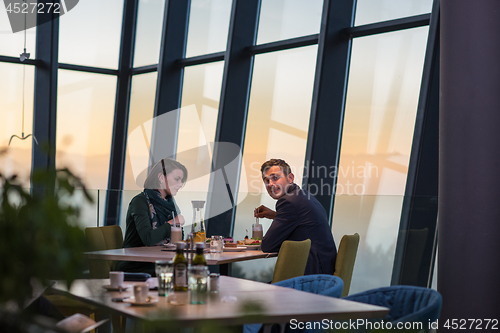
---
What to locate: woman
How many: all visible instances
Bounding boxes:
[115,158,187,275]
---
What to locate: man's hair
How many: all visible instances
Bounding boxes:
[261,159,292,178]
[144,158,188,190]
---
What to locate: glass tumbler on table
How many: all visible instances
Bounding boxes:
[189,266,209,304]
[210,235,224,253]
[155,260,174,297]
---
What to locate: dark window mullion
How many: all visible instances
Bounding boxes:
[302,0,356,223]
[205,0,261,238]
[104,0,139,226]
[391,0,440,287]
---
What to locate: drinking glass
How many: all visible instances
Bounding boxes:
[155,260,174,297]
[210,235,223,253]
[210,235,224,253]
[188,266,209,304]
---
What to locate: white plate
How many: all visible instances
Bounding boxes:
[223,246,247,252]
[163,243,176,249]
[102,285,131,292]
[123,297,158,306]
[244,244,261,250]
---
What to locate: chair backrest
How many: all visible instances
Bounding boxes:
[344,285,442,324]
[333,233,360,297]
[85,225,123,278]
[271,239,311,284]
[274,274,344,298]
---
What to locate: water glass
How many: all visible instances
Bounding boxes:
[210,235,224,253]
[188,266,209,304]
[155,260,174,297]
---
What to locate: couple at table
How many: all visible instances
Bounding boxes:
[116,158,337,276]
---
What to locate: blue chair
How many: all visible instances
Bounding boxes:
[244,275,344,333]
[343,285,442,331]
[274,274,344,298]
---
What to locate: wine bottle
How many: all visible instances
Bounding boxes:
[173,242,188,291]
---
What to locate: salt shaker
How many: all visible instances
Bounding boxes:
[209,273,220,293]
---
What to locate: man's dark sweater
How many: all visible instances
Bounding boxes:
[261,183,337,275]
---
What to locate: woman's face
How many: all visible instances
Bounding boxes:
[160,168,184,196]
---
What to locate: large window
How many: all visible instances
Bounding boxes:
[0,10,36,58]
[56,70,117,228]
[58,0,124,69]
[0,63,34,187]
[56,70,116,189]
[233,46,318,281]
[355,0,433,26]
[185,0,232,58]
[257,0,323,44]
[134,0,165,67]
[332,27,429,293]
[174,62,224,226]
[121,72,158,228]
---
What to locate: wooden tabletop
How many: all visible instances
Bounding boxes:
[84,246,277,265]
[50,277,389,327]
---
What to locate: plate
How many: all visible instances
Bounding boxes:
[102,285,131,292]
[123,297,158,306]
[223,246,247,252]
[163,243,176,249]
[244,244,261,250]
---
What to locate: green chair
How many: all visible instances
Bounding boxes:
[333,233,360,297]
[85,225,124,279]
[271,239,311,284]
[44,226,125,331]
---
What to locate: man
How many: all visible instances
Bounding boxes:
[255,159,337,275]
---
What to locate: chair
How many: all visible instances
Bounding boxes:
[85,225,124,278]
[344,285,442,330]
[274,274,344,297]
[271,239,311,284]
[333,233,360,296]
[44,226,124,332]
[244,275,344,333]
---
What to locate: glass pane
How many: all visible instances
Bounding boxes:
[332,27,429,294]
[0,63,34,187]
[59,0,124,69]
[257,0,323,45]
[355,0,433,26]
[185,0,232,57]
[56,70,117,190]
[175,61,224,226]
[233,46,317,282]
[134,0,166,67]
[121,72,157,226]
[0,10,36,58]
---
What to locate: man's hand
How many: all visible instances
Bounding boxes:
[168,214,185,227]
[254,205,276,219]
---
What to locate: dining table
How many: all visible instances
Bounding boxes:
[84,246,278,275]
[49,276,390,330]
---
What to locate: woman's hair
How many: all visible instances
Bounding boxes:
[143,158,188,190]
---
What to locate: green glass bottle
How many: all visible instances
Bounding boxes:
[173,242,188,291]
[192,242,207,266]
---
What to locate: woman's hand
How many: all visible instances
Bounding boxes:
[168,214,185,227]
[254,205,276,219]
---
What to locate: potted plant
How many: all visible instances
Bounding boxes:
[0,165,93,330]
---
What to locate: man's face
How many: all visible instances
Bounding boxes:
[262,165,294,199]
